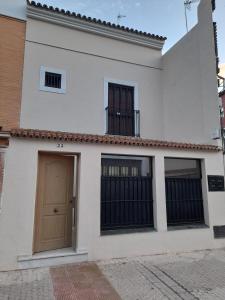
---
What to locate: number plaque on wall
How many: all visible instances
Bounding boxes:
[208,175,225,192]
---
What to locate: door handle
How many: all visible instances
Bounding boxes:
[70,197,76,204]
[53,208,58,213]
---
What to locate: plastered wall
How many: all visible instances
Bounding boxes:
[162,0,220,144]
[20,18,163,140]
[20,0,220,146]
[0,138,225,270]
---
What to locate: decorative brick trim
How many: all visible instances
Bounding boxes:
[10,129,220,152]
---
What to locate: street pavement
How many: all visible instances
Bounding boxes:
[1,248,225,299]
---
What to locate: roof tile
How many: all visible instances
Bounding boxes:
[27,0,166,41]
[10,128,220,152]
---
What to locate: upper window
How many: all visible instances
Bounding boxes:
[40,66,66,94]
[104,80,140,137]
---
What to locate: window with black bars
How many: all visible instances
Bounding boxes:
[101,156,153,232]
[45,72,62,89]
[165,158,204,226]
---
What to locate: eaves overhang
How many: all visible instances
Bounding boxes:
[9,128,221,152]
[27,2,166,50]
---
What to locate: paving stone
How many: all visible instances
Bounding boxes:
[2,249,225,299]
[50,263,121,300]
[0,268,54,300]
[99,248,225,300]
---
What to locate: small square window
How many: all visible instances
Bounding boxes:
[45,72,62,89]
[40,66,66,94]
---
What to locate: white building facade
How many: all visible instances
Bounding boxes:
[0,0,225,271]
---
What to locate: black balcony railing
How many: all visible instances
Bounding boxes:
[105,107,140,137]
[165,177,204,226]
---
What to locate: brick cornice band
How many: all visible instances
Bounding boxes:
[9,129,220,152]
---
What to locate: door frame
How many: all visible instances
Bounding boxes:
[33,151,80,254]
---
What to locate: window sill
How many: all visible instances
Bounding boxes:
[105,133,139,138]
[40,87,66,94]
[168,223,209,231]
[101,227,155,236]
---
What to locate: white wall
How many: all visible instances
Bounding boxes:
[0,0,26,20]
[20,18,163,140]
[162,0,220,144]
[0,138,225,270]
[20,0,220,146]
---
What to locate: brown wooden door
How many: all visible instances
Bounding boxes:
[34,154,74,253]
[108,83,135,136]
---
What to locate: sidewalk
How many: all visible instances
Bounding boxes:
[99,248,225,300]
[0,263,120,300]
[1,248,225,299]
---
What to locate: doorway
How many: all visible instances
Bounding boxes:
[33,153,75,253]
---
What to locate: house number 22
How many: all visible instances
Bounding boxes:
[57,143,64,148]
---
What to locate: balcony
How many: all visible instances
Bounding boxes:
[105,107,140,137]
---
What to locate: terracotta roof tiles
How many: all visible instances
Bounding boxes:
[10,128,220,152]
[27,0,166,42]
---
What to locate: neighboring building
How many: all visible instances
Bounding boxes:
[219,64,225,77]
[219,64,225,132]
[0,0,26,219]
[0,0,225,271]
[220,90,225,130]
[219,65,225,130]
[0,0,26,130]
[218,64,225,92]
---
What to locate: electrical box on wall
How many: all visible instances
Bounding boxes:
[211,129,220,140]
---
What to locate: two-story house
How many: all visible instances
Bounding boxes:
[0,0,225,271]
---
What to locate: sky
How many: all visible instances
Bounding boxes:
[39,0,225,64]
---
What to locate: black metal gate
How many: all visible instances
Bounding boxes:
[165,178,204,226]
[101,176,153,231]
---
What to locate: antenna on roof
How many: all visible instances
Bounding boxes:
[117,13,126,25]
[184,0,199,32]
